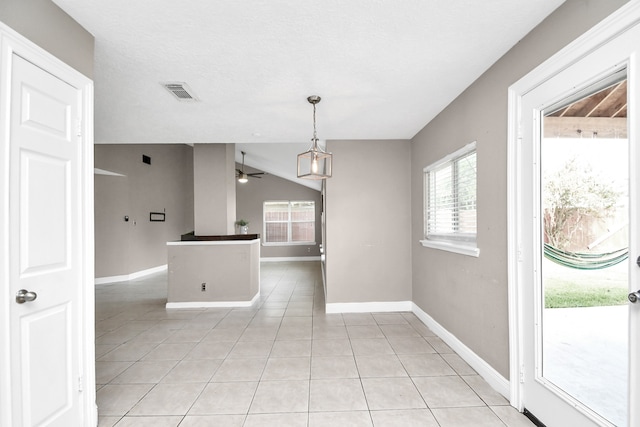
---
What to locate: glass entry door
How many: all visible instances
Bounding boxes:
[516,16,640,426]
[540,77,629,426]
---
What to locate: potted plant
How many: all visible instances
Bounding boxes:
[235,219,249,234]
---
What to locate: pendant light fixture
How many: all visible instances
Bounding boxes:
[297,95,332,179]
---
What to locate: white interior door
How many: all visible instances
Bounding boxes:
[10,51,83,427]
[516,18,640,427]
[0,26,95,427]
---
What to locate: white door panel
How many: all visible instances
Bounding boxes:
[21,303,73,426]
[20,84,72,139]
[20,152,70,274]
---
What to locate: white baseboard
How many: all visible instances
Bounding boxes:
[260,256,321,262]
[325,301,413,314]
[321,260,327,302]
[165,292,260,309]
[412,302,510,398]
[95,264,167,285]
[94,274,129,285]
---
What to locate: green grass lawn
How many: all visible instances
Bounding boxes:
[544,277,628,308]
[541,258,629,308]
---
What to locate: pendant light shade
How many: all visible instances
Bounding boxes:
[297,96,332,179]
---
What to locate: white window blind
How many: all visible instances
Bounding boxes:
[264,200,315,244]
[424,142,477,245]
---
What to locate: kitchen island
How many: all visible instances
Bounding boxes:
[166,234,260,308]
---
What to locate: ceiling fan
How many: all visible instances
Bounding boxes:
[236,151,266,183]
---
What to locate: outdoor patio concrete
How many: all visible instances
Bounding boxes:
[544,305,628,426]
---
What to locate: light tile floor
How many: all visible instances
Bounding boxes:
[96,261,534,427]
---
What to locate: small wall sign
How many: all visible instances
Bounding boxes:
[150,212,165,222]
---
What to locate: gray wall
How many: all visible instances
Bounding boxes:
[193,144,236,235]
[235,164,322,258]
[0,0,94,78]
[410,0,629,379]
[325,139,412,304]
[94,144,194,278]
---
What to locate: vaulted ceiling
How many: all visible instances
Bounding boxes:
[53,0,566,188]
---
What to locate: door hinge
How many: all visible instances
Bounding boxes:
[520,366,525,384]
[75,118,82,137]
[78,376,83,392]
[517,122,524,141]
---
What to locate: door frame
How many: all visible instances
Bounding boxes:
[0,23,96,426]
[507,0,640,422]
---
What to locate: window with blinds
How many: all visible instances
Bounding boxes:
[423,142,477,251]
[263,200,315,244]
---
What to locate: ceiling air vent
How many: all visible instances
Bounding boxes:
[161,82,199,102]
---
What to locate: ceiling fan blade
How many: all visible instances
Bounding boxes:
[248,172,266,177]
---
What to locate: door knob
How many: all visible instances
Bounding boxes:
[629,290,640,304]
[15,289,37,304]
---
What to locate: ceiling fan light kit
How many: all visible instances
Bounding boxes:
[297,95,332,180]
[236,151,265,183]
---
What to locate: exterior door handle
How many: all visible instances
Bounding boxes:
[16,289,37,304]
[629,290,640,304]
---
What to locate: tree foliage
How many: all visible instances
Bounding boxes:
[543,157,620,250]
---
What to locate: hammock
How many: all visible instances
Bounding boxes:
[543,243,628,270]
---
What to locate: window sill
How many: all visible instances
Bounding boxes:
[420,239,480,257]
[262,242,317,247]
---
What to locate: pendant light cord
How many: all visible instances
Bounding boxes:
[312,102,318,145]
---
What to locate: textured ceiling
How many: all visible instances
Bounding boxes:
[53,0,565,188]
